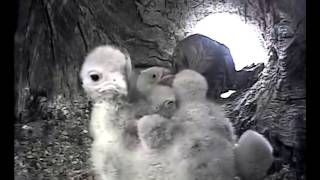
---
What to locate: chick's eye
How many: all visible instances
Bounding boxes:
[165,100,175,107]
[167,101,174,105]
[153,106,159,111]
[152,74,156,78]
[90,74,100,82]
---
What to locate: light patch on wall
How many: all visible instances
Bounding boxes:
[192,13,268,71]
[220,90,237,98]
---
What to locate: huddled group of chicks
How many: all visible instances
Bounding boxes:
[79,45,273,180]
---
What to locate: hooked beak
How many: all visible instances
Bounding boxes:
[158,69,175,86]
[96,81,127,96]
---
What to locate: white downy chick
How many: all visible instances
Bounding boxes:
[134,66,175,118]
[137,85,178,150]
[80,45,131,101]
[171,70,273,180]
[80,45,140,180]
[137,114,177,150]
[169,69,237,180]
[136,66,174,98]
[234,130,274,180]
[148,85,177,118]
[172,69,236,143]
[80,45,181,180]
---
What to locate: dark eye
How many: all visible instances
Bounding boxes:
[154,106,159,111]
[167,101,174,105]
[164,100,175,107]
[90,74,100,81]
[152,74,156,78]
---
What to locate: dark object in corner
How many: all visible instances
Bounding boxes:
[171,34,237,100]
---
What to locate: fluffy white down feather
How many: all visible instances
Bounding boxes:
[81,45,179,180]
[234,130,274,180]
[80,45,273,180]
[137,69,237,180]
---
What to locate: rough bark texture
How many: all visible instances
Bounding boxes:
[14,0,305,179]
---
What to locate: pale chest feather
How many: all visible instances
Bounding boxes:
[175,102,211,122]
[89,101,129,142]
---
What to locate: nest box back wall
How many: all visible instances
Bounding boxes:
[14,0,305,179]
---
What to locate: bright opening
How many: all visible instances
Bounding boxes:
[220,90,236,99]
[192,13,268,71]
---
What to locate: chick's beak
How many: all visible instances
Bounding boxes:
[158,69,174,86]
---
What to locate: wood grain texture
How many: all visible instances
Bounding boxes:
[14,0,305,179]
